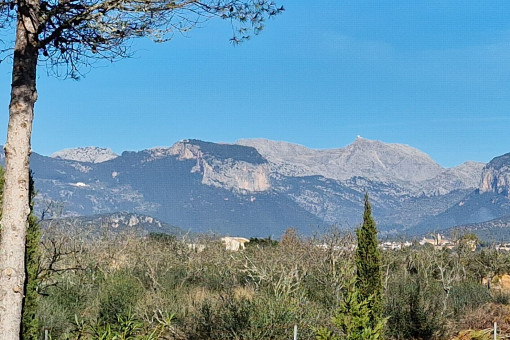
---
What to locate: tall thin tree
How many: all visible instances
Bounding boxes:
[355,193,383,322]
[0,1,283,338]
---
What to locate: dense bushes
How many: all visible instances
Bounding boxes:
[32,227,510,339]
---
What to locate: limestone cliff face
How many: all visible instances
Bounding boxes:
[199,158,271,193]
[164,140,271,193]
[237,136,444,183]
[480,153,510,198]
[421,161,485,196]
[237,137,484,196]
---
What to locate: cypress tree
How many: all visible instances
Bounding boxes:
[21,171,41,339]
[316,195,386,340]
[316,280,386,340]
[355,193,383,322]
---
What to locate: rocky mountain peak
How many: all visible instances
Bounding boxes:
[147,141,200,161]
[146,139,271,193]
[480,153,510,198]
[51,147,118,163]
[342,137,444,182]
[237,137,444,184]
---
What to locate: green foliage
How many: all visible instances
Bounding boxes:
[491,290,510,305]
[449,281,492,315]
[248,236,279,248]
[21,216,41,339]
[30,223,510,340]
[98,270,143,325]
[192,295,253,339]
[71,312,169,340]
[384,271,444,339]
[147,232,176,244]
[90,314,144,340]
[317,195,386,340]
[316,284,386,340]
[36,229,348,339]
[21,171,42,339]
[355,194,383,321]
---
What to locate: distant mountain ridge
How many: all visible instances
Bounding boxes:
[40,212,186,236]
[22,137,509,237]
[238,137,485,197]
[51,146,119,163]
[408,153,510,236]
[238,137,444,183]
[480,152,510,198]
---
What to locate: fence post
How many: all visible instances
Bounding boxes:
[494,322,497,340]
[294,324,297,340]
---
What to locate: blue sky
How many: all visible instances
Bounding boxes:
[1,0,510,167]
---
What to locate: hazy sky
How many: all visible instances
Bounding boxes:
[1,1,509,167]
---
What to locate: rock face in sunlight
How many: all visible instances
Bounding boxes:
[408,153,510,236]
[165,140,271,193]
[238,136,443,183]
[51,146,119,163]
[480,153,510,198]
[237,137,484,196]
[19,137,508,237]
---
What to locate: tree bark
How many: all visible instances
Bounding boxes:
[0,0,39,337]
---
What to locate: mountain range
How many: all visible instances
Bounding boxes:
[17,137,510,239]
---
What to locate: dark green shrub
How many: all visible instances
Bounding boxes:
[492,290,510,305]
[41,279,91,336]
[247,237,278,248]
[148,232,176,244]
[449,281,491,315]
[384,273,444,339]
[98,270,142,325]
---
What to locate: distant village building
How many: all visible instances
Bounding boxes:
[187,243,206,253]
[380,241,412,251]
[419,234,455,250]
[315,244,351,251]
[496,243,510,252]
[221,237,250,251]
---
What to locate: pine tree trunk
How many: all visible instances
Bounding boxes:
[0,0,39,337]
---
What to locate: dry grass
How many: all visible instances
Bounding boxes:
[451,303,510,339]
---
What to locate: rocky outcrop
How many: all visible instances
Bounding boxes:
[420,161,485,196]
[238,137,444,183]
[199,159,271,193]
[51,146,118,163]
[237,137,483,196]
[152,140,271,193]
[480,153,510,198]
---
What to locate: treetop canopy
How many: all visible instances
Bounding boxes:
[0,0,283,78]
